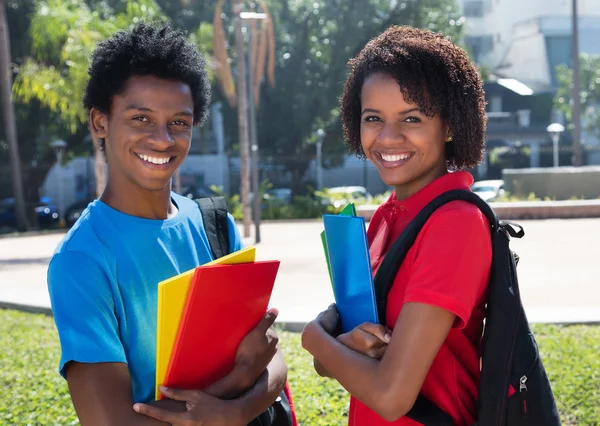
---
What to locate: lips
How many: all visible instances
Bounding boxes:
[374,151,414,168]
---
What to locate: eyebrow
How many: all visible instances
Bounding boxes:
[361,107,422,116]
[125,104,194,118]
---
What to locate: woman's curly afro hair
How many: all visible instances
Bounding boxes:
[340,26,487,170]
[83,22,211,148]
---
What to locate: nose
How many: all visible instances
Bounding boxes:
[375,122,404,146]
[148,124,174,148]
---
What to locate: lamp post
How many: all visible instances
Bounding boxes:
[571,0,583,166]
[240,11,267,244]
[316,129,325,190]
[546,123,565,168]
[50,139,67,227]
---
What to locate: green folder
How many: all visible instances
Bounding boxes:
[321,203,357,286]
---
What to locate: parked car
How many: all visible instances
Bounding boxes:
[471,180,505,202]
[0,197,59,229]
[178,185,220,200]
[264,188,292,205]
[321,186,372,208]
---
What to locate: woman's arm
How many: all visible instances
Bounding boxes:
[302,303,455,422]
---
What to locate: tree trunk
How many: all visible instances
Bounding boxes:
[0,0,28,231]
[233,0,251,237]
[90,131,107,198]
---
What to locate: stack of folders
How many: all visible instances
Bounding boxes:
[321,203,379,333]
[155,246,280,400]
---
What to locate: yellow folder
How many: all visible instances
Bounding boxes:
[155,246,256,399]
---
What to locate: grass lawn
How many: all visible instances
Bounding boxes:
[0,309,598,426]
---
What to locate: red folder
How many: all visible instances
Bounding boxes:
[162,261,280,395]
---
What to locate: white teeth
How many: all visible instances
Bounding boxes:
[381,153,411,162]
[138,154,171,165]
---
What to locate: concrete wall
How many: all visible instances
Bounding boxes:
[503,166,600,200]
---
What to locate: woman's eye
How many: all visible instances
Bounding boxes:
[171,120,190,127]
[364,116,381,122]
[404,116,421,123]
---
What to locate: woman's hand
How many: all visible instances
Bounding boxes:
[337,322,391,359]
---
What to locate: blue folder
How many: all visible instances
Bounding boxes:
[323,214,379,333]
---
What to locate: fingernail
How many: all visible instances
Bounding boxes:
[384,333,391,342]
[133,404,140,412]
[159,386,168,391]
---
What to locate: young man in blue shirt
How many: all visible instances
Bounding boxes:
[47,22,288,425]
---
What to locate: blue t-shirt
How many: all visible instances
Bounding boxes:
[47,193,242,403]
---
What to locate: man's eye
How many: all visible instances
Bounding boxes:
[133,116,149,122]
[172,120,190,127]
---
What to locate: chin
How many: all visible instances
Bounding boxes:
[380,171,414,188]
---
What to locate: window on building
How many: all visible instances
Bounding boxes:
[545,35,572,88]
[465,35,494,63]
[464,0,484,17]
[490,95,503,112]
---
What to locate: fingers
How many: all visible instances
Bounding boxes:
[159,386,199,402]
[133,402,184,423]
[359,322,391,343]
[256,308,279,334]
[338,328,388,356]
[368,345,388,359]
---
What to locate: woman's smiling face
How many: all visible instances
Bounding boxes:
[359,72,450,199]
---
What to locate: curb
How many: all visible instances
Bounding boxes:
[0,301,52,316]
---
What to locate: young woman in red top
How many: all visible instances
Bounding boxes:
[302,26,492,425]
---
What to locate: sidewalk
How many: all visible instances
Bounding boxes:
[1,219,599,329]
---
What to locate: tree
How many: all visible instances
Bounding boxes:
[555,54,600,145]
[12,0,214,200]
[212,0,276,237]
[215,0,466,194]
[0,0,29,231]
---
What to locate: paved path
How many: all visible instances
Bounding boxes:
[1,219,599,327]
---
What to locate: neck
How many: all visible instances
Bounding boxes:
[100,179,175,220]
[394,161,448,201]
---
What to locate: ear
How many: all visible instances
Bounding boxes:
[444,124,453,143]
[89,108,109,140]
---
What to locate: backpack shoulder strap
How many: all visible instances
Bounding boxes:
[373,189,498,425]
[195,196,231,259]
[373,189,498,324]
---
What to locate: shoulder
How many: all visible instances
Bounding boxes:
[54,201,108,257]
[425,200,491,235]
[49,202,114,288]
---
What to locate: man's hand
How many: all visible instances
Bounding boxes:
[337,322,391,359]
[233,308,280,388]
[134,387,245,426]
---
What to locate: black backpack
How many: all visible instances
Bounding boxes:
[373,189,561,426]
[194,197,296,426]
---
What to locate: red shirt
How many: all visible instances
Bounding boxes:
[348,171,492,426]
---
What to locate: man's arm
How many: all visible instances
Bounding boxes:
[134,348,287,425]
[233,346,288,420]
[66,362,186,426]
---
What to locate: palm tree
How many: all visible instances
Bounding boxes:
[0,0,29,231]
[213,0,275,237]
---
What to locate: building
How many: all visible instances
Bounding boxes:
[459,0,600,175]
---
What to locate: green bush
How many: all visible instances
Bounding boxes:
[0,310,598,425]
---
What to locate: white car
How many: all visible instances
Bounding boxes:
[471,180,505,202]
[323,186,372,208]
